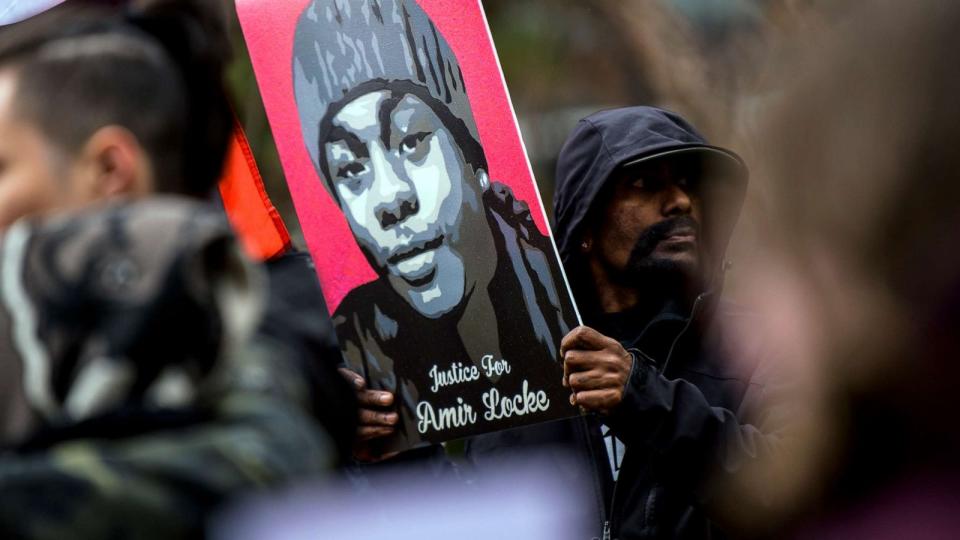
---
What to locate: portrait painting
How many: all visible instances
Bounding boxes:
[237,0,581,452]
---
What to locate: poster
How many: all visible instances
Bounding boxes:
[236,0,581,452]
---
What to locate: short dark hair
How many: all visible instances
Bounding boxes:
[0,0,232,197]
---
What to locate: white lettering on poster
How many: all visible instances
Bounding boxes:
[481,354,511,377]
[417,397,478,434]
[482,380,551,421]
[428,362,481,393]
[418,356,552,435]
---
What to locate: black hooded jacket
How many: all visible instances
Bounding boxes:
[472,107,787,539]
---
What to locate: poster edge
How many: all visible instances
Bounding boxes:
[474,0,583,326]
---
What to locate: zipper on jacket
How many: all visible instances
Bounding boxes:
[602,293,703,538]
[605,450,624,539]
[578,415,610,538]
[601,293,709,538]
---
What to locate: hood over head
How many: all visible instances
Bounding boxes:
[553,106,748,293]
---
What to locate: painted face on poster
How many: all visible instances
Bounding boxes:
[323,90,483,318]
[237,0,582,452]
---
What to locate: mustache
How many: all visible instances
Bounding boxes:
[627,215,701,263]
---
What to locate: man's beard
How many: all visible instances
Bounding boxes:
[623,215,703,290]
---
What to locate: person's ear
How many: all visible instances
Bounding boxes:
[77,126,154,200]
[476,168,490,191]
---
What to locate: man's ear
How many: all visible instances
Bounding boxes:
[77,126,154,199]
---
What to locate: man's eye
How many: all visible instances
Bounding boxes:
[337,162,367,179]
[399,132,430,156]
[632,176,668,191]
[335,162,369,194]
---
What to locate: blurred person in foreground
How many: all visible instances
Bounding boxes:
[0,2,351,537]
[714,0,960,537]
[493,106,787,539]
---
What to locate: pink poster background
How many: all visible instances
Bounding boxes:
[237,0,559,313]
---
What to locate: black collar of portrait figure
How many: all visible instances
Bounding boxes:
[316,77,487,204]
[361,267,478,346]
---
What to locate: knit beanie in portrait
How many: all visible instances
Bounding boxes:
[293,0,479,189]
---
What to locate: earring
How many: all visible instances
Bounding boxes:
[477,169,490,191]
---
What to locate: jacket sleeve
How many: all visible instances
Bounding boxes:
[603,346,792,500]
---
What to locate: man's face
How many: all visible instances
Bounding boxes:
[0,70,80,230]
[322,90,486,318]
[589,157,704,287]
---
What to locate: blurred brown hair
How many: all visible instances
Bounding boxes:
[718,0,960,533]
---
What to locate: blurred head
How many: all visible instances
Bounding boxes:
[717,0,960,531]
[0,1,231,230]
[294,0,492,318]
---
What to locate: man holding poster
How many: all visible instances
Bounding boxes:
[290,0,580,452]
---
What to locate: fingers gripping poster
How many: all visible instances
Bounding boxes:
[236,0,581,452]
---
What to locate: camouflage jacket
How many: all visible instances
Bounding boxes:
[0,197,335,539]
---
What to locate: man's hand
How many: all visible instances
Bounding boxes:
[338,368,399,462]
[561,326,634,415]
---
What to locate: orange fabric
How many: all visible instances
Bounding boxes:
[218,123,291,261]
